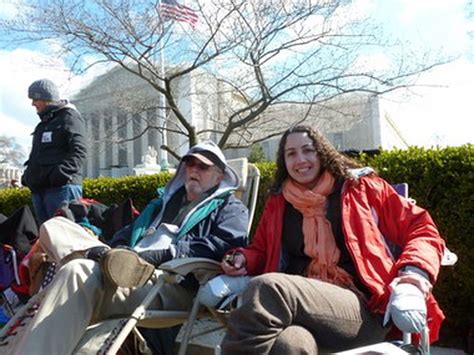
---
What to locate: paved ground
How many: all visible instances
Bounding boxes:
[431,346,466,354]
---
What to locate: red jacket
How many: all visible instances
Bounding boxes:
[233,175,445,343]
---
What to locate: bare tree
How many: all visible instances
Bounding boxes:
[1,0,450,155]
[0,136,25,168]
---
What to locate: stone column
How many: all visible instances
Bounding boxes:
[126,113,134,169]
[111,110,119,167]
[140,111,149,158]
[86,114,95,177]
[98,112,107,172]
[157,107,169,169]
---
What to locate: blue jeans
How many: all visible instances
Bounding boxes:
[32,184,83,225]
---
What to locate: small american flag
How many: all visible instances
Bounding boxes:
[160,0,199,29]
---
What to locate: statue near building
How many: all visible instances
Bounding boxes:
[144,146,158,165]
[133,146,162,176]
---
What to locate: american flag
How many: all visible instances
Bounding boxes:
[160,0,199,29]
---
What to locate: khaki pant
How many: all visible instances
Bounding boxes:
[10,217,194,355]
[222,273,388,354]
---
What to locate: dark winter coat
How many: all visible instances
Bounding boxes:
[22,101,87,192]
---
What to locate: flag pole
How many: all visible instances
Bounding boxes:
[158,0,169,170]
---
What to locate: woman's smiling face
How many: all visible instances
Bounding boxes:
[284,132,321,188]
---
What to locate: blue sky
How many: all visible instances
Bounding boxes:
[0,0,473,155]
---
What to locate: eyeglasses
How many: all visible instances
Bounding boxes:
[184,159,212,171]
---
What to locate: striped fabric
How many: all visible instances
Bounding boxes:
[160,0,199,28]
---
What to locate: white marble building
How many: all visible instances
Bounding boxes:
[73,67,223,178]
[73,67,408,178]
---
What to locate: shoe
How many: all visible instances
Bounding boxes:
[100,249,155,288]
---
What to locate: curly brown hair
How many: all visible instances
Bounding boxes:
[271,125,362,191]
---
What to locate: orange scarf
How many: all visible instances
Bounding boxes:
[282,171,359,293]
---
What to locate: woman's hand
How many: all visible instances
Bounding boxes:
[384,272,432,333]
[221,252,248,276]
[389,273,432,299]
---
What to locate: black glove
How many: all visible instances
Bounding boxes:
[138,249,173,267]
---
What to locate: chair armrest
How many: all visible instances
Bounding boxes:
[138,310,191,328]
[159,257,222,283]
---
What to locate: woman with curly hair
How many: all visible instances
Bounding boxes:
[205,125,446,354]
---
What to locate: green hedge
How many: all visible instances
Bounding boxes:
[82,173,173,210]
[0,173,174,217]
[0,144,472,346]
[0,187,32,216]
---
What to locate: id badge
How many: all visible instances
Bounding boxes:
[41,131,52,143]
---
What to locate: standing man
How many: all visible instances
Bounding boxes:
[22,79,87,225]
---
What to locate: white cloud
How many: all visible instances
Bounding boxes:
[0,49,70,125]
[0,47,109,151]
[0,0,22,20]
[385,57,474,147]
[345,0,375,20]
[328,0,374,30]
[394,0,470,55]
[398,0,466,23]
[0,113,32,152]
[362,0,472,65]
[351,52,393,73]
